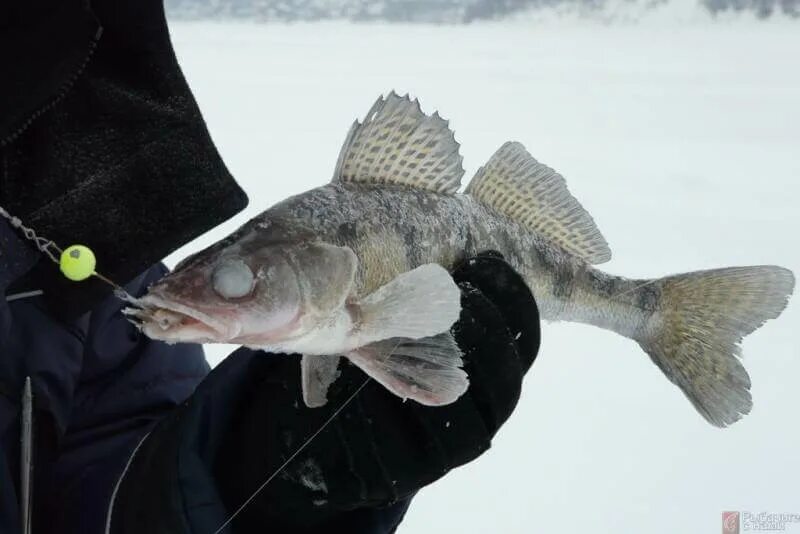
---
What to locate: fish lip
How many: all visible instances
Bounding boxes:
[125,293,239,340]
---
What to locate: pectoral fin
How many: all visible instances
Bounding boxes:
[301,354,342,408]
[354,263,462,346]
[346,333,468,406]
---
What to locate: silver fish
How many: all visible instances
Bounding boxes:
[125,92,794,426]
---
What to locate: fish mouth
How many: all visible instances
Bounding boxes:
[122,293,240,342]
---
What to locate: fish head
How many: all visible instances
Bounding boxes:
[125,232,358,346]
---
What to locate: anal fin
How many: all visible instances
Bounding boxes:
[346,333,469,406]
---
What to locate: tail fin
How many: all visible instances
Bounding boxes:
[640,266,794,427]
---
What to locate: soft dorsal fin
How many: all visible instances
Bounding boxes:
[466,142,611,264]
[332,92,464,194]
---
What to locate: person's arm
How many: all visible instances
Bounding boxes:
[107,252,540,533]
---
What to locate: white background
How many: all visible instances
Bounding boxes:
[165,9,800,533]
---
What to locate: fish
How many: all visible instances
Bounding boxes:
[124,92,795,426]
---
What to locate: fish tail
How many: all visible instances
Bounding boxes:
[458,129,795,426]
[639,266,794,427]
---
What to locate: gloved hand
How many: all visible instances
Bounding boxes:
[108,252,540,534]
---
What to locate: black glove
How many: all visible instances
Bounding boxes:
[108,253,540,534]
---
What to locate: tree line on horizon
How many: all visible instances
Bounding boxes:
[165,0,798,21]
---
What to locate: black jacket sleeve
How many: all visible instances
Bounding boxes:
[107,253,540,534]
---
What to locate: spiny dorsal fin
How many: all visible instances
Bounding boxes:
[332,92,464,194]
[466,142,611,264]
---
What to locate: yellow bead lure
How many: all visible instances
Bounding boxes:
[59,245,97,281]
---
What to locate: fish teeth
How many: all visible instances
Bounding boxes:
[121,306,152,330]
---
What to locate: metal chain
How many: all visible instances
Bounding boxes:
[0,203,127,294]
[0,204,62,265]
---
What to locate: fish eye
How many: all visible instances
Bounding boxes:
[212,258,255,299]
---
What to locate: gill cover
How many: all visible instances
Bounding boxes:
[287,242,358,315]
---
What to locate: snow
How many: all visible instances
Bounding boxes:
[288,458,328,494]
[165,13,800,534]
[295,458,328,493]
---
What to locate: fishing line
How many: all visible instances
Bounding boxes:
[609,278,660,304]
[212,375,373,534]
[211,339,402,534]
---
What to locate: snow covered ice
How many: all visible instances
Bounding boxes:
[165,9,800,534]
